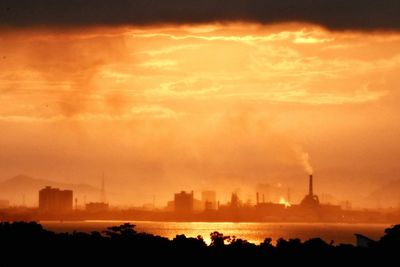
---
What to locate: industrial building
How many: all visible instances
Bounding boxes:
[174,191,194,213]
[300,174,320,208]
[38,186,73,213]
[202,190,217,210]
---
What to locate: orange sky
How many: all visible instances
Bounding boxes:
[1,23,400,207]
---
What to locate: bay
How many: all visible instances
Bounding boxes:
[41,221,390,245]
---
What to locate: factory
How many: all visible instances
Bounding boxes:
[38,186,73,213]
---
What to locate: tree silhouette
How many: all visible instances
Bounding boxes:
[102,223,137,238]
[210,231,231,247]
[0,221,398,266]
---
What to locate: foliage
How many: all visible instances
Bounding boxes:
[0,222,398,266]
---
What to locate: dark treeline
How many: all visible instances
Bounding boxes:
[0,222,398,266]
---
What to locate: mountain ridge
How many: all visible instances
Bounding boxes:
[0,174,100,206]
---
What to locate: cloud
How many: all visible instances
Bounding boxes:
[1,23,400,207]
[130,104,178,118]
[2,24,398,123]
[1,0,400,31]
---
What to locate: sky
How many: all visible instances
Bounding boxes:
[1,1,400,207]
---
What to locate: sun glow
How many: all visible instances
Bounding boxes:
[279,197,291,208]
[1,23,395,124]
[1,22,400,206]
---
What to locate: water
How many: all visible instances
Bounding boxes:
[40,221,390,245]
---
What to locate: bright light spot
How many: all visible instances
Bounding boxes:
[279,197,291,208]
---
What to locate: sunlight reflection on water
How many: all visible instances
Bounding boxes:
[41,220,389,245]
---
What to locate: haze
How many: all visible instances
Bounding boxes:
[1,22,400,208]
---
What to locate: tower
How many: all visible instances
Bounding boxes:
[300,173,319,208]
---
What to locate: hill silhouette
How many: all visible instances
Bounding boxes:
[0,174,99,206]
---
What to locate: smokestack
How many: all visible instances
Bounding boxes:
[309,174,313,196]
[256,192,259,205]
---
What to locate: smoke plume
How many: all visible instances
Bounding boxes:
[294,146,313,175]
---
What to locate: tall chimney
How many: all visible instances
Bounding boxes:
[309,174,313,196]
[256,192,259,205]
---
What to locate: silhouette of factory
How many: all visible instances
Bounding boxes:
[37,176,109,216]
[39,186,73,213]
[170,174,323,213]
[37,174,324,216]
[166,173,345,222]
[300,174,320,207]
[15,173,391,223]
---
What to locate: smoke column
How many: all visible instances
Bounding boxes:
[294,146,313,174]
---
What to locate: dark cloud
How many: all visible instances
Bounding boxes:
[0,0,399,31]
